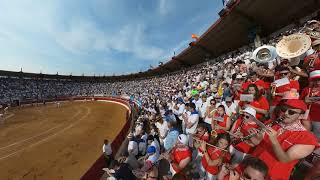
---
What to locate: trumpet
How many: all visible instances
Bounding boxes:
[192,136,228,152]
[211,130,218,139]
[231,117,283,145]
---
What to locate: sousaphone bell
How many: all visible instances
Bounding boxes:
[252,45,278,64]
[276,33,312,66]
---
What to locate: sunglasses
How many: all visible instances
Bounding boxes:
[226,101,232,103]
[280,107,300,115]
[280,72,289,76]
[244,115,251,119]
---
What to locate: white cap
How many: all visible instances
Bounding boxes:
[243,107,256,117]
[242,73,248,77]
[178,134,188,146]
[236,75,242,79]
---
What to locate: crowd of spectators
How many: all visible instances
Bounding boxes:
[0,18,320,180]
[103,19,320,180]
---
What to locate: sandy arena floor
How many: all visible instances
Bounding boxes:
[0,101,127,180]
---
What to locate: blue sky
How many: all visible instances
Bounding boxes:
[0,0,222,76]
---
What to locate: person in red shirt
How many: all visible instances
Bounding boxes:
[271,67,300,108]
[242,71,266,91]
[163,134,191,177]
[239,84,269,121]
[192,124,210,175]
[212,105,231,133]
[199,133,231,179]
[217,156,269,180]
[232,75,245,103]
[301,70,320,138]
[229,107,258,164]
[247,99,318,180]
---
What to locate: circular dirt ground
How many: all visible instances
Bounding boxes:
[0,101,127,180]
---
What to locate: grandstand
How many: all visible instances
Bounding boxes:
[0,0,320,180]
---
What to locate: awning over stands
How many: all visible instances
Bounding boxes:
[0,0,319,82]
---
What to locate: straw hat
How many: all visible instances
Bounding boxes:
[276,34,312,59]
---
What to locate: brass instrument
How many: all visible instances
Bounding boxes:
[306,30,320,40]
[309,96,320,101]
[192,136,228,152]
[211,130,218,139]
[252,45,277,64]
[231,117,283,145]
[276,34,312,66]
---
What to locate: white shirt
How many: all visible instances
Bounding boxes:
[217,101,237,116]
[128,140,138,156]
[139,133,148,155]
[185,112,199,134]
[155,121,169,139]
[151,140,161,153]
[102,143,112,155]
[173,104,185,117]
[192,98,203,112]
[199,101,208,118]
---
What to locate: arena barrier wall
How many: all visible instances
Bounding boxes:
[78,97,136,180]
[16,96,136,180]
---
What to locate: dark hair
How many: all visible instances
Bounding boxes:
[217,105,225,111]
[242,156,269,178]
[214,133,231,148]
[250,71,257,76]
[104,139,109,144]
[232,73,237,80]
[112,160,121,168]
[210,99,216,104]
[197,123,208,131]
[147,135,154,141]
[277,66,290,72]
[189,103,196,110]
[168,120,177,128]
[246,84,261,101]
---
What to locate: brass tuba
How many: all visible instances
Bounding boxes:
[252,45,278,64]
[276,33,312,66]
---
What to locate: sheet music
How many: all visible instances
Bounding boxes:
[274,77,290,87]
[240,94,254,102]
[213,116,224,122]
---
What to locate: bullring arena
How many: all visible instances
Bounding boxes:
[0,100,128,180]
